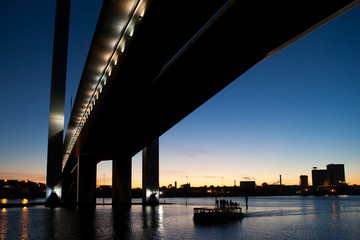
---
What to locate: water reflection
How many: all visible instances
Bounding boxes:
[0,196,357,239]
[142,206,165,239]
[158,206,165,233]
[76,206,97,239]
[111,205,132,239]
[39,205,134,239]
[20,207,30,239]
[45,205,97,239]
[330,198,339,227]
[0,208,8,240]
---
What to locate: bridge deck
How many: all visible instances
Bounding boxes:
[63,0,360,172]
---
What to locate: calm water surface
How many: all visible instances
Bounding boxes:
[1,195,360,239]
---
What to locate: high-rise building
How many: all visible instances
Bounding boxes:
[311,164,345,188]
[327,164,345,186]
[312,167,330,187]
[299,175,308,188]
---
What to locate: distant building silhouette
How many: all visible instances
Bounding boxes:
[0,179,45,198]
[312,164,345,188]
[181,183,191,188]
[327,164,345,186]
[240,181,256,189]
[299,175,308,188]
[312,167,330,187]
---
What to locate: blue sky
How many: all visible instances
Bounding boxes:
[0,1,359,187]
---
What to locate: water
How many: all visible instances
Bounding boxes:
[1,195,360,239]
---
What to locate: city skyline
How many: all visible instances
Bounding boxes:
[1,2,360,188]
[0,162,348,189]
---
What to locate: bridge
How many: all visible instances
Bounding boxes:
[46,0,360,205]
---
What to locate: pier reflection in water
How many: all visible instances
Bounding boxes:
[37,205,167,239]
[0,204,175,239]
[141,206,165,239]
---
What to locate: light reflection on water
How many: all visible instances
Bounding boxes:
[0,196,359,239]
[141,206,165,239]
[20,207,30,240]
[0,208,7,240]
[331,198,338,228]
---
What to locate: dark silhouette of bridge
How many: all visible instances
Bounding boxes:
[46,0,360,205]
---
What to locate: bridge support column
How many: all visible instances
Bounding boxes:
[45,0,70,206]
[77,156,97,204]
[112,157,132,205]
[142,138,159,205]
[62,167,77,204]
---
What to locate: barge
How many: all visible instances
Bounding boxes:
[193,207,244,223]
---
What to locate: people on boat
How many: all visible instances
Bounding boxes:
[216,199,240,208]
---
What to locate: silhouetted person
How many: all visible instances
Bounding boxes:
[245,195,248,210]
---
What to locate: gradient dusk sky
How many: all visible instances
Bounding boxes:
[0,1,359,188]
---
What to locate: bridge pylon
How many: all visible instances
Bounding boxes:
[142,138,160,205]
[46,0,70,207]
[112,157,132,205]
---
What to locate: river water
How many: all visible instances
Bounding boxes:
[1,195,360,239]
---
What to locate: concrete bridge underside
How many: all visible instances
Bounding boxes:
[58,0,359,205]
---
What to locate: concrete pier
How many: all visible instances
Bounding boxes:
[142,138,159,205]
[77,156,97,204]
[61,167,77,203]
[112,157,132,205]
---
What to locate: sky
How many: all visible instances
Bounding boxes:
[0,1,359,188]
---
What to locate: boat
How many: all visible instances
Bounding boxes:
[193,206,244,223]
